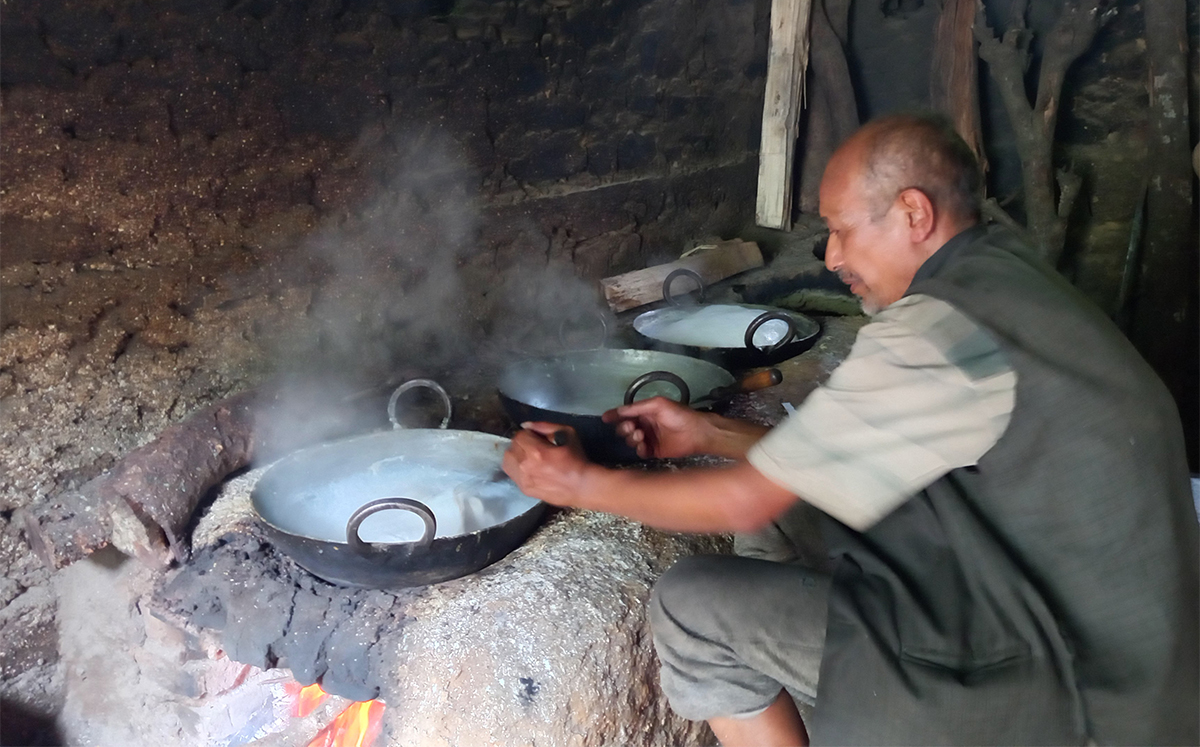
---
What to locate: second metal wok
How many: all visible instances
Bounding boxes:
[497,349,779,464]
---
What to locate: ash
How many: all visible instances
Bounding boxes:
[153,474,420,702]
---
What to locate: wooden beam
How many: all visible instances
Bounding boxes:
[796,0,858,214]
[930,0,985,170]
[600,240,764,313]
[756,0,813,230]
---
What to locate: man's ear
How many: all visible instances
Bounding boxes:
[896,188,935,242]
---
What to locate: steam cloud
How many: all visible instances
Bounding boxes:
[252,128,612,459]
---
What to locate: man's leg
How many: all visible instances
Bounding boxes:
[649,554,830,746]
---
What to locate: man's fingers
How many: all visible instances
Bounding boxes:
[520,421,575,446]
[521,420,563,437]
[605,397,669,421]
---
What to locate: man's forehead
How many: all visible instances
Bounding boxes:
[820,165,868,221]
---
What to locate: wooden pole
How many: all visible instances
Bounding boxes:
[931,0,985,170]
[756,0,814,230]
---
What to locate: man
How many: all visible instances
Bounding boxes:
[503,114,1199,745]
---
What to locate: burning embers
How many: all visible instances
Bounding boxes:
[288,682,385,747]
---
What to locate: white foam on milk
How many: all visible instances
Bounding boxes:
[635,305,792,348]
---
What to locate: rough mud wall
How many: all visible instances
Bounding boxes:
[0,0,772,732]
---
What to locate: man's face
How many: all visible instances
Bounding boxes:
[818,150,919,315]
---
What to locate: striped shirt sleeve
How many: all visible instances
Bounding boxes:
[746,294,1016,531]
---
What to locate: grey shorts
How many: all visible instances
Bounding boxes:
[649,508,831,721]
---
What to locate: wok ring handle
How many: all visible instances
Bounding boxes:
[745,311,797,354]
[346,497,437,555]
[662,268,706,306]
[624,371,691,406]
[387,379,452,430]
[557,308,610,352]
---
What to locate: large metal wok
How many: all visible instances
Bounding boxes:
[252,380,545,589]
[633,269,821,370]
[498,349,780,464]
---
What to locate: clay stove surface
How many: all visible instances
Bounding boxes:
[144,466,728,747]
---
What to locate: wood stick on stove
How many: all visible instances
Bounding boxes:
[20,389,260,570]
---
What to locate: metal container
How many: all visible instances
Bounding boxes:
[497,349,778,464]
[252,380,546,589]
[632,268,821,369]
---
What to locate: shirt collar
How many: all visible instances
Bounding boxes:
[911,223,989,285]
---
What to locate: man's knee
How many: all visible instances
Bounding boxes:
[650,555,728,631]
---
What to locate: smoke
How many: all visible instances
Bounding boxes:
[487,254,616,357]
[286,131,481,381]
[252,128,615,456]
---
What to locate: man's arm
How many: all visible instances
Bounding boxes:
[504,421,797,534]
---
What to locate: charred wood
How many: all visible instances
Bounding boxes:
[19,380,394,572]
[20,391,259,570]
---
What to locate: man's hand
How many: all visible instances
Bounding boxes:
[503,419,796,533]
[502,422,594,507]
[603,396,772,460]
[601,396,712,459]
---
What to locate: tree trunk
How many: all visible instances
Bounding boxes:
[974,0,1108,266]
[1130,0,1198,467]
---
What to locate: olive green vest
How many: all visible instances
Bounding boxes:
[810,225,1199,745]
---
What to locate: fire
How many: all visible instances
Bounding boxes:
[288,682,331,718]
[287,681,386,747]
[307,698,385,747]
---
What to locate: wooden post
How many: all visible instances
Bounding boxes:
[931,0,985,170]
[796,0,858,214]
[756,0,813,230]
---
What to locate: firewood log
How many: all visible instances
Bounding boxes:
[21,390,259,569]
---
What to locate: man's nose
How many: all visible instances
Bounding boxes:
[824,233,842,271]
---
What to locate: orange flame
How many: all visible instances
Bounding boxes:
[286,682,331,718]
[307,699,385,747]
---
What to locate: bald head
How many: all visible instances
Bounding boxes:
[841,113,983,228]
[818,114,984,313]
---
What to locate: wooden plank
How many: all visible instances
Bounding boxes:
[930,0,985,169]
[756,0,813,230]
[796,0,858,213]
[600,240,764,313]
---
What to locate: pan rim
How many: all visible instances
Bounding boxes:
[251,429,537,545]
[632,303,820,351]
